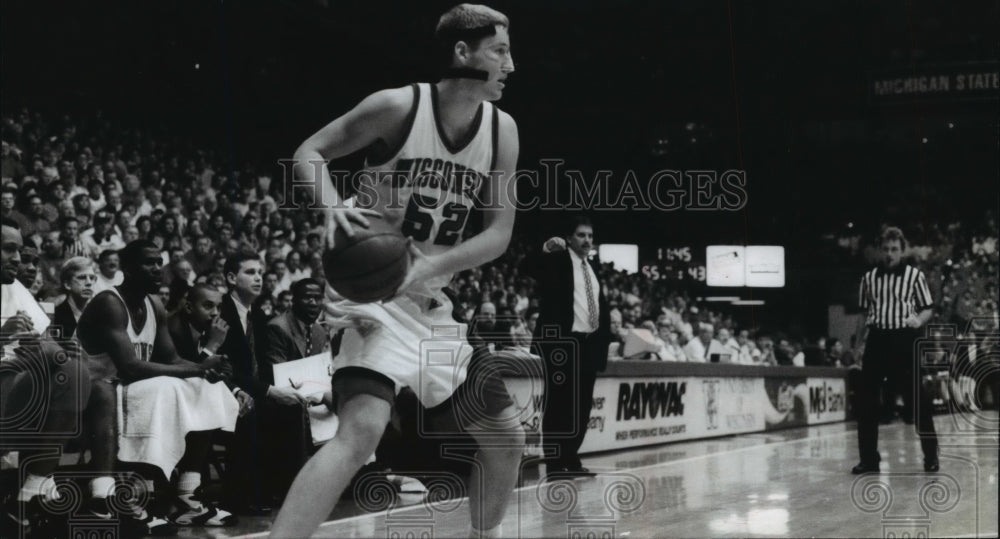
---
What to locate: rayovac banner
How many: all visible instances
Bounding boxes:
[505,375,847,454]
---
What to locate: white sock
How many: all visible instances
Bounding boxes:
[91,476,115,499]
[18,474,60,502]
[177,471,202,508]
[470,523,503,538]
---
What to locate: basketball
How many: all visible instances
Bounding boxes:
[323,215,410,303]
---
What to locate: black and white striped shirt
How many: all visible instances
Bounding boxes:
[859,264,934,329]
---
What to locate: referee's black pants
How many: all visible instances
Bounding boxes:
[541,332,600,471]
[857,327,938,465]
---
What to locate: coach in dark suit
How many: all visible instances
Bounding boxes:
[259,278,329,496]
[522,215,610,479]
[260,278,328,382]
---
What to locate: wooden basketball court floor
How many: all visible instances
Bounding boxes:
[202,412,997,538]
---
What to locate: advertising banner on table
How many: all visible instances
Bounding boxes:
[506,373,843,455]
[806,377,847,424]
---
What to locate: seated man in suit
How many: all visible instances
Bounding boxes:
[52,256,97,338]
[166,285,230,367]
[259,278,329,497]
[218,247,308,513]
[164,284,251,524]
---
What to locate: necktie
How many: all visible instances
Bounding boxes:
[304,322,313,356]
[582,258,598,330]
[246,311,258,377]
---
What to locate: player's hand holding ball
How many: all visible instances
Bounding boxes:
[323,211,411,303]
[323,206,381,248]
[387,240,436,301]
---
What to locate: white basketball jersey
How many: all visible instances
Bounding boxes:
[91,288,157,364]
[361,83,498,291]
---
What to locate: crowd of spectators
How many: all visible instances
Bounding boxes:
[1,109,328,320]
[4,108,994,374]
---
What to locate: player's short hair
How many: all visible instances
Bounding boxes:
[60,256,94,285]
[224,245,262,279]
[1,216,20,229]
[290,278,322,299]
[435,4,509,64]
[186,283,219,304]
[119,240,159,273]
[879,226,908,250]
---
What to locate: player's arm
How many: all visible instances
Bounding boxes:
[293,87,412,237]
[403,112,520,287]
[80,294,208,383]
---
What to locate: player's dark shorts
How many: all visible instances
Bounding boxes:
[330,346,514,422]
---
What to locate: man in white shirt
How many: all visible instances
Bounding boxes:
[735,329,755,364]
[92,249,124,294]
[523,215,610,480]
[80,210,124,254]
[655,323,685,362]
[684,323,727,362]
[717,328,740,357]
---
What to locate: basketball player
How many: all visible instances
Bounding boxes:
[272,5,521,538]
[2,219,90,536]
[76,240,233,533]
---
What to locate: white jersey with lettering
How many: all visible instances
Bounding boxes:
[359,82,499,292]
[83,288,156,382]
[326,82,500,408]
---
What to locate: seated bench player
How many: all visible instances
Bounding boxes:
[76,240,240,533]
[1,219,91,536]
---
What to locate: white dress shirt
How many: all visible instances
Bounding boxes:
[568,248,599,334]
[230,292,251,334]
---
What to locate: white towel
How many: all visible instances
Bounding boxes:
[116,377,239,479]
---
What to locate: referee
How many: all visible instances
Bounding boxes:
[853,226,939,474]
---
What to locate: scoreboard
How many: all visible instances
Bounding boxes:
[639,246,707,282]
